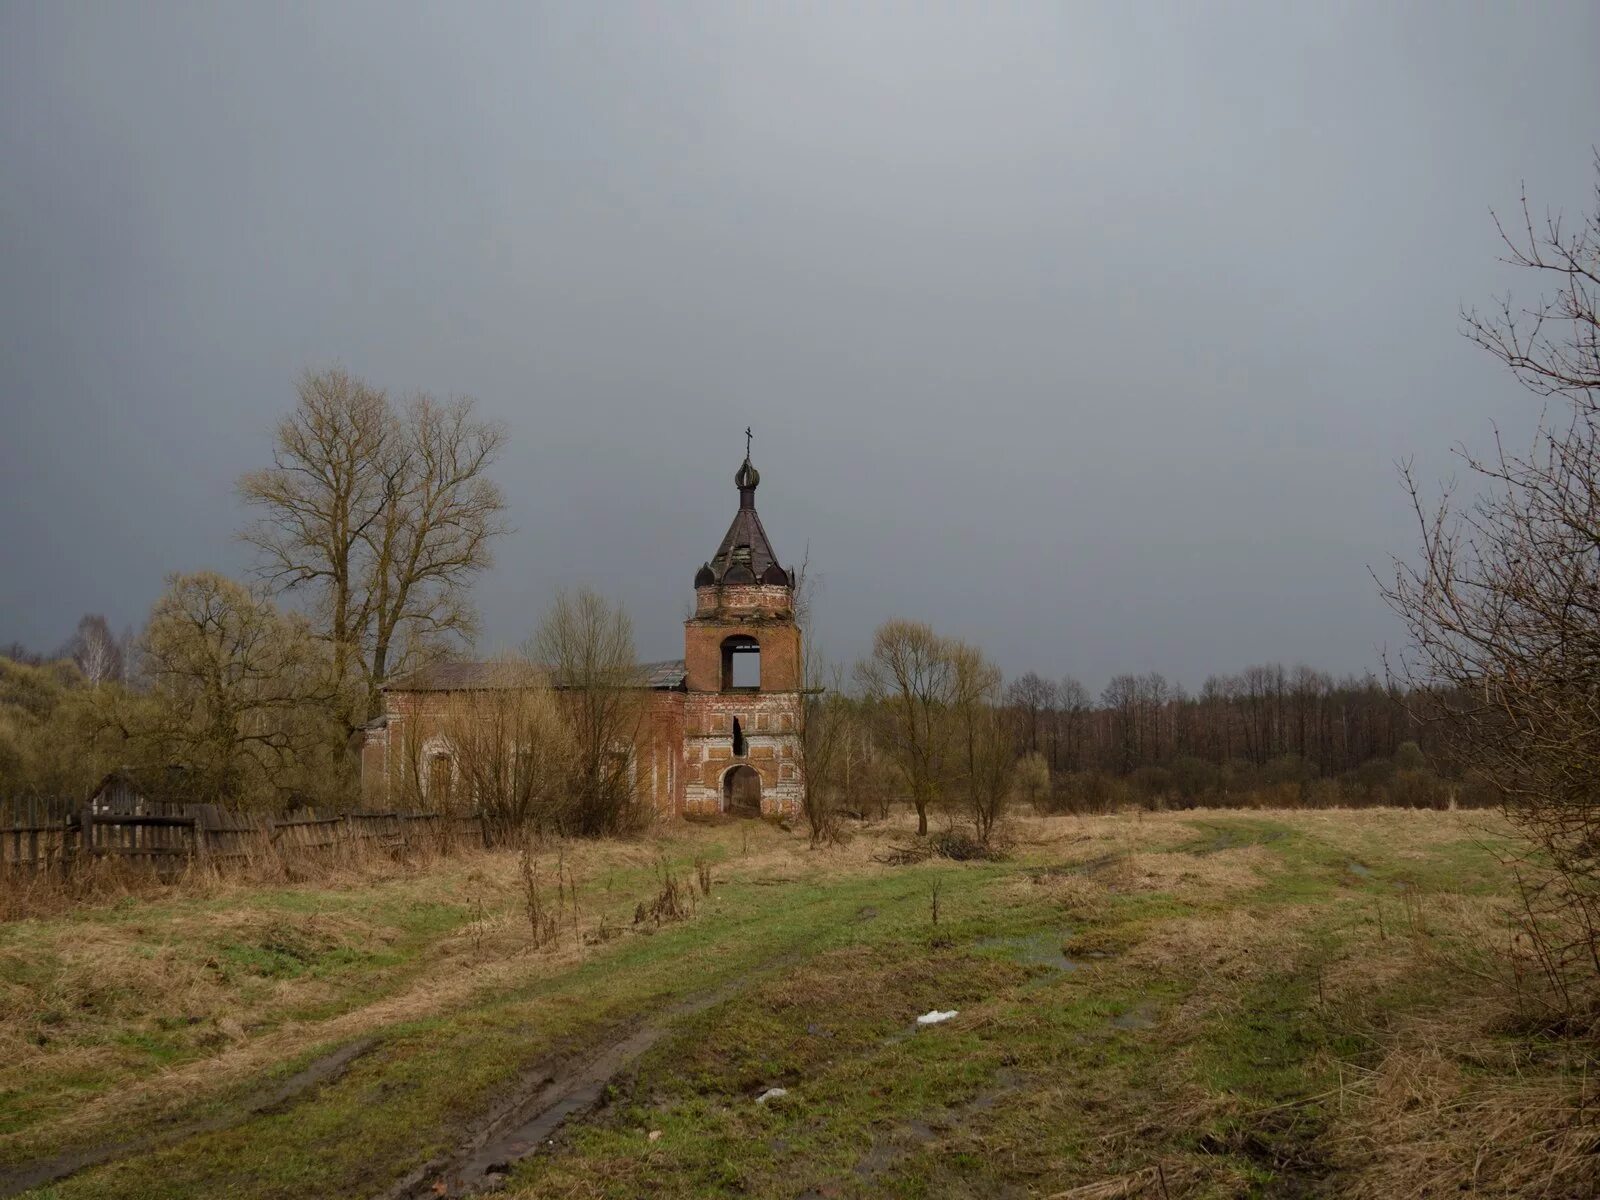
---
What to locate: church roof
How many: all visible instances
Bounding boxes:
[383,658,686,692]
[700,453,788,588]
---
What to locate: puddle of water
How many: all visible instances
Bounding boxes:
[974,930,1078,972]
[1110,1000,1159,1031]
[1346,861,1373,878]
[843,1069,1026,1186]
[1028,853,1119,880]
[1185,824,1287,855]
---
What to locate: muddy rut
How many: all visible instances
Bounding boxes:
[3,898,883,1199]
[0,1036,379,1198]
[382,911,885,1200]
[382,975,755,1199]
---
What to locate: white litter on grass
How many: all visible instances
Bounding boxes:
[916,1010,959,1026]
[755,1087,789,1104]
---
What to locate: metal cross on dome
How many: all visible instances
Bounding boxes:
[745,426,752,458]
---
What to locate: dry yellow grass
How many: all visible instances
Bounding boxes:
[8,804,1590,1200]
[1329,1001,1599,1198]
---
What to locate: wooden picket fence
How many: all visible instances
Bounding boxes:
[0,794,484,876]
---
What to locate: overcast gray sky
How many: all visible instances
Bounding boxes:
[2,2,1596,691]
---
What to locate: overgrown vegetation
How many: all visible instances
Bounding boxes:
[2,809,1588,1199]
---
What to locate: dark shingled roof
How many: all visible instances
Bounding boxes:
[705,454,786,586]
[383,659,686,692]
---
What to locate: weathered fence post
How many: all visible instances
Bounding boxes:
[191,816,208,865]
[78,802,95,861]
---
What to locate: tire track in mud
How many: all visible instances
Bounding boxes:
[381,975,757,1199]
[0,1036,380,1198]
[3,887,900,1199]
[383,903,889,1200]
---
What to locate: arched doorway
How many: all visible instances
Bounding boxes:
[723,765,762,816]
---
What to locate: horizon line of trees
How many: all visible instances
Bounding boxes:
[1004,664,1438,778]
[786,621,1474,850]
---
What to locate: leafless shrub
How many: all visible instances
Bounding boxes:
[529,588,646,837]
[466,888,488,960]
[633,853,692,927]
[1382,158,1600,1015]
[874,828,1005,866]
[438,660,576,844]
[517,840,559,949]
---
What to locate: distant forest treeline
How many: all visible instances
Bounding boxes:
[995,666,1474,811]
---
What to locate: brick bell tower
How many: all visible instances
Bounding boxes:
[682,440,804,816]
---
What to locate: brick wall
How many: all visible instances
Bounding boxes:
[684,622,801,693]
[681,690,803,817]
[361,686,688,815]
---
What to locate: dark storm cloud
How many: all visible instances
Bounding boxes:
[2,2,1597,690]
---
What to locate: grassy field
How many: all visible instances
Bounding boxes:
[1,808,1593,1199]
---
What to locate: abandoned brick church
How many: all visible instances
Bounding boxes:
[360,451,804,817]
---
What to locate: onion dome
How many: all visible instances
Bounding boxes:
[700,448,785,587]
[696,443,789,591]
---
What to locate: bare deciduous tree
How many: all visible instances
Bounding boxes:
[1384,159,1600,1004]
[855,619,960,836]
[1005,671,1057,756]
[239,368,508,725]
[1056,675,1090,771]
[529,588,643,837]
[116,572,348,809]
[952,644,1012,844]
[798,663,849,846]
[791,550,847,844]
[68,614,122,687]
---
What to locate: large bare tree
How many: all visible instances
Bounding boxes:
[239,368,508,724]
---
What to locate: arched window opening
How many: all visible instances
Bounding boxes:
[732,717,746,757]
[720,634,761,691]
